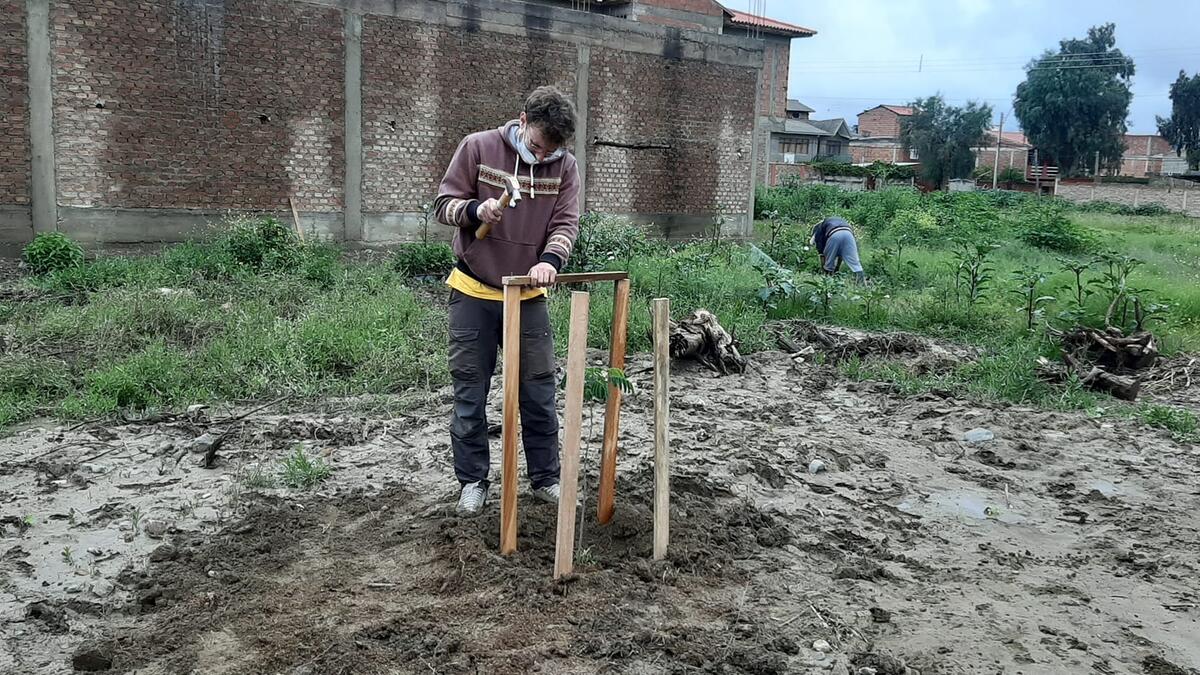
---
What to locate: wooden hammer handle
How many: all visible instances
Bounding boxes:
[475,192,513,239]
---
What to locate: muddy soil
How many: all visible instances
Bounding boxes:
[2,343,1199,674]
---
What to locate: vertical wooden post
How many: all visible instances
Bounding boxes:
[651,298,670,561]
[598,278,631,525]
[554,291,590,579]
[500,284,522,554]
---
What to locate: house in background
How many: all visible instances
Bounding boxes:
[849,105,919,165]
[765,99,853,184]
[1120,134,1175,177]
[973,129,1031,177]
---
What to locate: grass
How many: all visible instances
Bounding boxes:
[279,446,332,489]
[1,197,1197,433]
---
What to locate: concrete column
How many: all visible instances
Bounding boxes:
[343,10,363,242]
[574,43,589,213]
[27,0,56,233]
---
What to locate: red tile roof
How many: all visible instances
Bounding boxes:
[722,8,817,37]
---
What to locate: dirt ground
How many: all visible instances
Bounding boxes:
[2,333,1199,674]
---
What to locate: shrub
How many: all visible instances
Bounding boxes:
[23,232,84,275]
[1017,201,1098,253]
[392,242,455,278]
[224,216,299,269]
[566,213,650,273]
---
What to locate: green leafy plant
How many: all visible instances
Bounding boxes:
[802,274,845,317]
[1009,266,1056,330]
[23,232,85,275]
[566,213,649,273]
[997,167,1026,189]
[851,285,890,324]
[225,216,298,269]
[953,242,998,311]
[565,367,633,558]
[754,264,797,313]
[392,243,455,278]
[1017,201,1098,253]
[279,446,332,489]
[1089,252,1143,329]
[1056,256,1094,307]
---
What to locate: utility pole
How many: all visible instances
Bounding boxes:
[1034,148,1041,195]
[1094,150,1101,185]
[992,112,1004,190]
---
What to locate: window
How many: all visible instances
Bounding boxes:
[909,147,919,160]
[781,139,811,155]
[825,141,842,155]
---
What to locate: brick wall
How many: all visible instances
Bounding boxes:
[850,143,902,164]
[757,38,789,118]
[587,47,755,217]
[973,148,1028,172]
[361,16,576,214]
[856,107,904,138]
[1122,135,1172,156]
[1057,182,1199,217]
[52,0,344,211]
[0,0,29,207]
[638,0,723,16]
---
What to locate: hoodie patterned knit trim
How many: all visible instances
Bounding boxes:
[478,164,561,195]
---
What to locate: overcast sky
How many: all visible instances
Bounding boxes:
[753,0,1200,134]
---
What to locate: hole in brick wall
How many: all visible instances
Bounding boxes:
[95,101,105,109]
[259,114,271,123]
[388,120,396,131]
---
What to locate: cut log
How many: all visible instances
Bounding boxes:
[1063,352,1141,401]
[1061,327,1159,372]
[667,309,746,375]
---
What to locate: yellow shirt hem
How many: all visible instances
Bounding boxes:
[446,267,546,302]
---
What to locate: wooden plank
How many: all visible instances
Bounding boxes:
[500,284,522,555]
[652,298,671,560]
[288,197,306,242]
[503,271,629,287]
[597,277,631,524]
[554,291,590,579]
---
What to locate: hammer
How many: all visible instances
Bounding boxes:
[475,175,522,239]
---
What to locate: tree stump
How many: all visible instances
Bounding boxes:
[668,310,746,375]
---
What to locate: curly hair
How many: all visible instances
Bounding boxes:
[524,86,576,145]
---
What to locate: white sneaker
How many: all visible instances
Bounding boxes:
[531,483,560,504]
[455,481,487,516]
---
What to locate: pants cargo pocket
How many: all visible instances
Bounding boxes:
[448,327,480,382]
[520,326,556,380]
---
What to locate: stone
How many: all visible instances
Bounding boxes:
[79,462,107,474]
[870,607,892,623]
[149,543,177,562]
[72,642,113,672]
[87,547,103,557]
[90,579,115,598]
[964,428,995,444]
[144,520,169,539]
[65,583,84,594]
[813,639,833,653]
[189,432,221,454]
[194,507,220,523]
[808,459,827,474]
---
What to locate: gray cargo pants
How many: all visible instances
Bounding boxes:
[447,289,560,490]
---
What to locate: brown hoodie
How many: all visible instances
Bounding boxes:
[434,120,581,289]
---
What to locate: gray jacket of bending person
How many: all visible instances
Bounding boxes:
[810,217,865,282]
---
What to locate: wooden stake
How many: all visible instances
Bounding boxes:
[554,291,590,579]
[500,284,522,555]
[652,297,671,560]
[598,277,630,525]
[288,197,306,242]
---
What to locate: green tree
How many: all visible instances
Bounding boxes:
[1013,23,1134,176]
[1157,71,1200,171]
[900,95,993,188]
